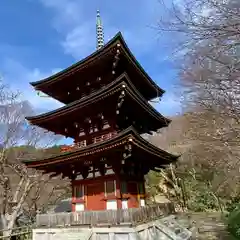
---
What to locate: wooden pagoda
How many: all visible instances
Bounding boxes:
[23,12,178,212]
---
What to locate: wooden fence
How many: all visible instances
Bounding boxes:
[36,203,174,228]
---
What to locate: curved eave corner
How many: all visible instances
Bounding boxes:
[117,32,165,97]
[29,32,122,87]
[162,117,171,126]
[170,153,180,162]
[25,116,36,124]
[29,32,165,97]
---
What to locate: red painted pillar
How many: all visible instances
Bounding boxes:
[71,180,75,212]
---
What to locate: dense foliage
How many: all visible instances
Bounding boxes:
[146,164,223,212]
[227,204,240,239]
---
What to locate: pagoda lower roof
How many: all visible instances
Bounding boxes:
[30,32,164,101]
[22,126,178,170]
[26,73,170,131]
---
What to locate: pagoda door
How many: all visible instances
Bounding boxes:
[128,182,139,208]
[86,182,105,210]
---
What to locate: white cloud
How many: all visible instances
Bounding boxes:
[39,0,82,30]
[2,58,63,112]
[38,0,164,60]
[39,0,95,59]
[158,92,182,115]
[37,0,182,116]
[61,23,95,59]
[150,91,182,116]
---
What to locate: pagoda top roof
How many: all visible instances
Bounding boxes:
[25,73,170,131]
[22,126,178,169]
[30,32,164,97]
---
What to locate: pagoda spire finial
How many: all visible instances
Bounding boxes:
[96,10,104,50]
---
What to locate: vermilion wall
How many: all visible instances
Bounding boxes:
[72,175,146,211]
[127,182,139,208]
[86,181,105,210]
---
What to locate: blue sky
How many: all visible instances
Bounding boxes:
[0,0,182,117]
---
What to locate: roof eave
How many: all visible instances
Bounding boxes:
[29,32,165,97]
[25,77,169,129]
[22,126,178,167]
[117,32,165,97]
[29,32,122,87]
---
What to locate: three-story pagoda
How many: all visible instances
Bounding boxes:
[23,11,178,212]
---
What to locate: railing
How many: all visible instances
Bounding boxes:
[60,140,87,152]
[75,140,87,148]
[36,203,174,228]
[60,132,118,153]
[93,131,118,144]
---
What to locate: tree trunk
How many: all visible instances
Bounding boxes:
[0,179,32,239]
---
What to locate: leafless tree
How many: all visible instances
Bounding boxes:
[0,80,69,238]
[154,0,240,206]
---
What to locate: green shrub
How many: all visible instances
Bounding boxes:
[227,204,240,239]
[226,196,240,213]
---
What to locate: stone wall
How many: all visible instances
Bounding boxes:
[175,212,231,240]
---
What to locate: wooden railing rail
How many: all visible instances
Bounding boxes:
[36,203,175,228]
[61,132,118,153]
[61,140,87,152]
[93,131,118,144]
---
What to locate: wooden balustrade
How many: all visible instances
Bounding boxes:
[93,131,118,144]
[60,132,118,153]
[36,203,175,228]
[75,140,87,148]
[60,140,87,153]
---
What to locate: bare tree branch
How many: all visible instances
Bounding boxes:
[150,0,240,210]
[0,80,69,237]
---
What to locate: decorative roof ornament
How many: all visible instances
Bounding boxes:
[96,10,104,50]
[37,91,50,98]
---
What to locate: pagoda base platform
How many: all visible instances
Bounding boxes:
[32,215,192,240]
[33,204,191,239]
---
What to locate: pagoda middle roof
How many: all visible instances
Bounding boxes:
[26,73,170,129]
[30,32,164,100]
[22,126,178,169]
